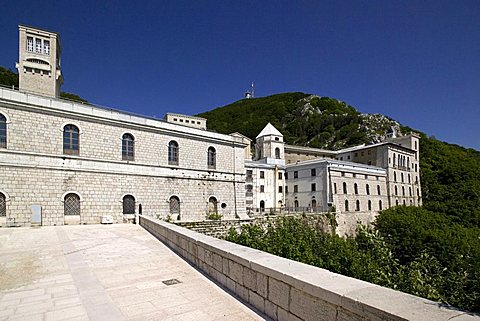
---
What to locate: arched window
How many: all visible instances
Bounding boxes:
[356,200,360,211]
[402,186,405,196]
[377,185,381,195]
[169,196,180,215]
[275,147,280,159]
[395,186,398,196]
[64,193,80,216]
[207,147,216,169]
[403,200,406,206]
[168,141,179,165]
[122,195,135,214]
[343,182,347,194]
[417,188,420,197]
[63,125,79,155]
[344,200,349,212]
[396,199,399,206]
[311,199,317,209]
[0,114,6,148]
[401,173,404,183]
[368,200,372,211]
[260,200,266,211]
[379,200,383,210]
[122,133,135,161]
[0,192,6,216]
[354,183,358,195]
[408,174,411,183]
[208,196,218,214]
[394,172,397,182]
[366,184,370,195]
[409,187,412,197]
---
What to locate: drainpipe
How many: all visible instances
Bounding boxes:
[232,139,238,218]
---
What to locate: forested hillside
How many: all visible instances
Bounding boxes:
[199,93,480,228]
[204,93,480,312]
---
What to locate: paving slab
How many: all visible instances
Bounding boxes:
[0,224,266,321]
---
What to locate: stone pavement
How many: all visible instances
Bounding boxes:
[0,224,267,321]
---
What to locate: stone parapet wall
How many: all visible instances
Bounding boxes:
[140,215,479,321]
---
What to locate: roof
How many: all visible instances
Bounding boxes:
[256,123,283,139]
[284,144,336,155]
[230,132,252,141]
[336,141,415,154]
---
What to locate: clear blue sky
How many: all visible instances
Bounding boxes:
[1,1,479,150]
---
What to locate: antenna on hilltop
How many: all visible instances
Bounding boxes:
[244,81,255,99]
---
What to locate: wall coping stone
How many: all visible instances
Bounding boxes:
[139,215,480,321]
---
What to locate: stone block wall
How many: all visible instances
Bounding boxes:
[140,216,479,321]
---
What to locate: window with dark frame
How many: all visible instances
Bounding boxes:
[311,183,316,192]
[311,168,316,176]
[63,125,79,155]
[64,193,80,216]
[260,185,265,193]
[294,171,298,178]
[122,133,135,161]
[294,185,298,193]
[122,195,135,214]
[260,171,265,179]
[207,146,216,169]
[169,196,180,215]
[168,140,179,165]
[0,114,6,149]
[0,192,6,217]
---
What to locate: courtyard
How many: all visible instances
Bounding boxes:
[0,224,266,321]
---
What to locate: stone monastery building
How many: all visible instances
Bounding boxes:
[0,25,421,234]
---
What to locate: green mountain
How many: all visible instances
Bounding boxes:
[199,93,480,228]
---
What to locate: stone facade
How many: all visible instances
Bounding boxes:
[0,86,247,226]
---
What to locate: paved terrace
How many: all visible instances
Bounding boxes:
[0,224,266,321]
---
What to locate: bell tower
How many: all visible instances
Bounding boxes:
[255,123,285,165]
[16,25,63,98]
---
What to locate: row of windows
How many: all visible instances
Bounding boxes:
[27,36,50,55]
[393,185,420,197]
[334,182,381,195]
[0,192,222,218]
[247,171,285,180]
[0,119,217,169]
[344,200,383,212]
[285,171,381,181]
[393,171,418,184]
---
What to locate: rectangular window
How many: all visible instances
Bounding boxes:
[27,37,34,52]
[311,168,316,176]
[246,170,253,178]
[278,172,283,180]
[311,183,316,192]
[334,183,337,194]
[278,186,283,193]
[294,185,298,193]
[285,186,289,194]
[35,38,42,53]
[260,185,265,193]
[260,171,265,179]
[285,172,288,180]
[294,171,298,179]
[341,172,345,177]
[43,40,50,55]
